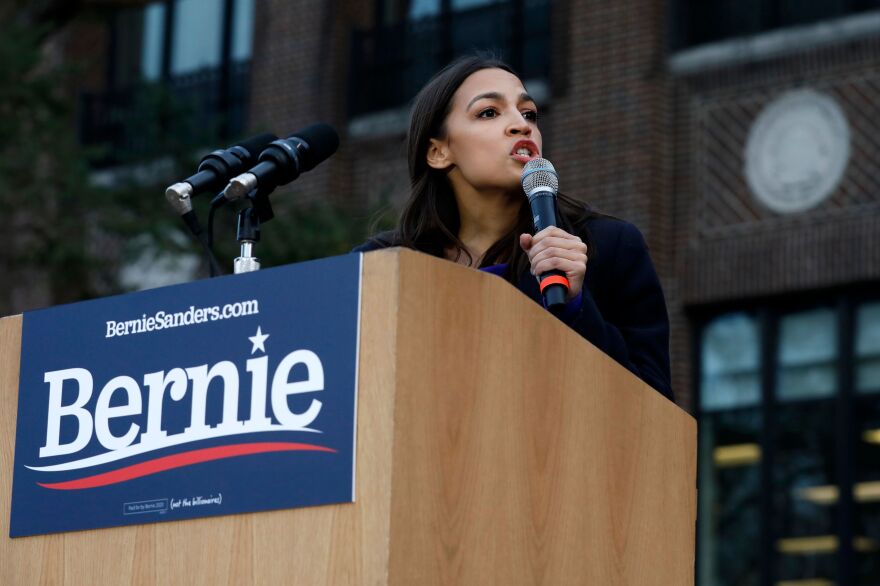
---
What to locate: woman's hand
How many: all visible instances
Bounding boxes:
[519,227,588,301]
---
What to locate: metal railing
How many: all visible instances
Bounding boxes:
[349,0,552,117]
[78,62,250,167]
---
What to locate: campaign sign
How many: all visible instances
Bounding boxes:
[10,253,361,537]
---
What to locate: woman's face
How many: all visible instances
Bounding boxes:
[428,67,542,197]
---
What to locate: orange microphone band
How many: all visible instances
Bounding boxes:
[539,275,570,293]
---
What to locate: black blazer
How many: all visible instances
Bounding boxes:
[353,217,673,401]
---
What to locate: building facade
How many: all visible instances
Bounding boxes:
[59,0,880,583]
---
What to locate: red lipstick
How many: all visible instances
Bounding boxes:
[510,139,540,163]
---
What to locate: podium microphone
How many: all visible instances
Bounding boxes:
[165,132,278,219]
[521,157,569,312]
[220,123,340,203]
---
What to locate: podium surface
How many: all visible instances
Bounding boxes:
[1,249,696,585]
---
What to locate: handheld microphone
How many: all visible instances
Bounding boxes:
[165,132,278,216]
[220,123,340,203]
[521,157,569,311]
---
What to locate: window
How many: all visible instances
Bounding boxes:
[407,0,501,21]
[350,0,552,116]
[80,0,256,165]
[773,308,838,584]
[856,302,880,394]
[141,3,165,82]
[699,312,762,586]
[231,0,255,63]
[854,301,880,583]
[777,308,837,401]
[170,0,224,76]
[672,0,880,50]
[701,312,762,411]
[697,293,880,586]
[408,0,440,20]
[140,0,255,80]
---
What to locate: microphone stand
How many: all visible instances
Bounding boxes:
[234,207,261,274]
[229,186,275,274]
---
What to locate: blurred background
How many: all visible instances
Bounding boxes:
[2,0,880,583]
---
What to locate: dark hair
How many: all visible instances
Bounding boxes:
[386,54,599,282]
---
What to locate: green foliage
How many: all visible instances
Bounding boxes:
[0,23,207,310]
[207,195,397,272]
[85,85,212,275]
[0,23,106,310]
[0,20,396,313]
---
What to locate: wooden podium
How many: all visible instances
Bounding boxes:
[0,249,696,585]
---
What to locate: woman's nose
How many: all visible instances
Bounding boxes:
[507,115,532,136]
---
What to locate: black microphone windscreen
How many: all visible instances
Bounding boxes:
[290,123,340,171]
[237,132,278,160]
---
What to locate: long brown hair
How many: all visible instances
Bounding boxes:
[383,55,600,282]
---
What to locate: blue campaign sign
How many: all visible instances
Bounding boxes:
[10,253,361,537]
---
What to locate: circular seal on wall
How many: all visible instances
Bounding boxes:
[744,89,850,214]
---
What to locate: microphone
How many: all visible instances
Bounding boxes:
[220,123,340,203]
[165,132,278,216]
[521,157,569,311]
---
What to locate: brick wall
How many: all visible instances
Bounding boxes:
[248,0,685,404]
[675,39,880,304]
[248,0,371,211]
[244,1,880,412]
[672,34,880,408]
[249,0,673,223]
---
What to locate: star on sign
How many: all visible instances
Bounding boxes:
[248,326,269,355]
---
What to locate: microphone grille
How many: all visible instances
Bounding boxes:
[521,157,559,194]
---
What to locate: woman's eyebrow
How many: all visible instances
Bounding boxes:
[466,91,536,111]
[467,91,503,110]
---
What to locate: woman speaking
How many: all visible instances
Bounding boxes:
[354,55,673,400]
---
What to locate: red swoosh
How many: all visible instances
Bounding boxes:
[37,442,336,490]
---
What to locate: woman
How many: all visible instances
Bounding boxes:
[354,56,673,400]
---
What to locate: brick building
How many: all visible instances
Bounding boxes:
[42,0,880,583]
